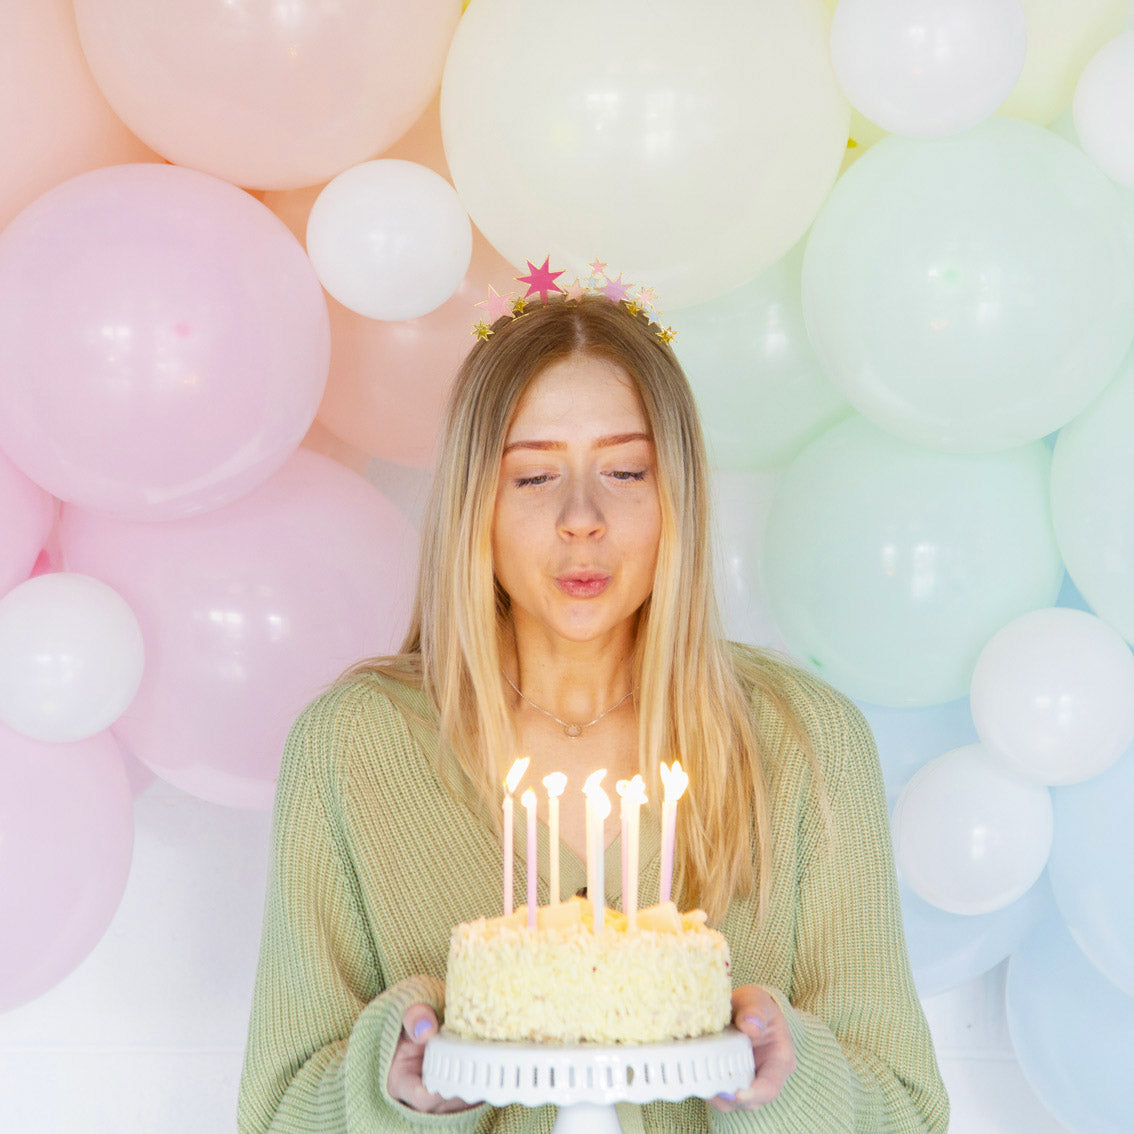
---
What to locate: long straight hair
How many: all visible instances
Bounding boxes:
[350,294,810,920]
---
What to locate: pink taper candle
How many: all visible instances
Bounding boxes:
[658,761,689,905]
[522,789,538,928]
[618,775,647,929]
[502,757,530,916]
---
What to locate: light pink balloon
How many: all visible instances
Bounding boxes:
[0,449,55,598]
[57,450,418,809]
[0,164,330,520]
[74,0,462,190]
[0,0,159,234]
[0,726,134,1013]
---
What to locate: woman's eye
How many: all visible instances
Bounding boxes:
[608,469,648,482]
[515,473,553,487]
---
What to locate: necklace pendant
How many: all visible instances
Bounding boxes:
[564,723,582,738]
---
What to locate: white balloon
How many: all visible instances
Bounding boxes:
[892,744,1053,914]
[1074,31,1134,187]
[306,159,472,322]
[0,572,144,743]
[970,607,1134,784]
[831,0,1027,138]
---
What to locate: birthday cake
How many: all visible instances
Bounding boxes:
[443,895,732,1045]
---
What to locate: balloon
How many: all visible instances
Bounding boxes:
[802,117,1134,451]
[73,0,462,189]
[441,0,849,309]
[830,0,1027,138]
[1074,31,1134,188]
[892,744,1053,915]
[760,416,1064,705]
[1048,749,1134,995]
[672,242,852,471]
[1006,914,1134,1134]
[0,449,55,599]
[0,726,134,1013]
[57,450,417,809]
[0,164,330,521]
[970,607,1134,784]
[1000,0,1129,126]
[1051,346,1134,643]
[0,0,158,234]
[900,873,1052,997]
[0,573,143,744]
[306,160,472,321]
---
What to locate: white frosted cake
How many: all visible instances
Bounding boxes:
[444,895,732,1045]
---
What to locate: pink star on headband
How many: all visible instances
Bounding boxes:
[475,286,514,324]
[564,277,587,301]
[602,273,632,303]
[587,259,608,279]
[517,257,566,302]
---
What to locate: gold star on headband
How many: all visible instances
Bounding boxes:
[656,325,677,344]
[511,296,529,316]
[472,320,494,341]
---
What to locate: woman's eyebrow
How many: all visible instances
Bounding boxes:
[503,431,651,455]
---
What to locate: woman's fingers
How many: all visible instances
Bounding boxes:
[401,1002,439,1044]
[388,1003,473,1114]
[709,985,797,1113]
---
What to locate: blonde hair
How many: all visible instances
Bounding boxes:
[350,295,811,921]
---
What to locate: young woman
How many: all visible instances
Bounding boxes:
[238,291,948,1132]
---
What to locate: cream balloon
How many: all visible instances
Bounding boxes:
[1074,31,1134,188]
[441,0,849,309]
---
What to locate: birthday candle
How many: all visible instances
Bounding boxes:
[659,760,689,905]
[522,789,538,929]
[582,769,610,931]
[618,775,647,929]
[542,772,567,905]
[502,757,530,916]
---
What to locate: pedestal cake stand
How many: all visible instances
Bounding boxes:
[423,1027,755,1133]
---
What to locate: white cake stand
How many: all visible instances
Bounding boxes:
[423,1027,755,1133]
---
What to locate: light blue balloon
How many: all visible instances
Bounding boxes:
[1048,747,1134,996]
[901,874,1052,999]
[1006,915,1134,1134]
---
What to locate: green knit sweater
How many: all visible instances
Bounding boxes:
[238,654,948,1133]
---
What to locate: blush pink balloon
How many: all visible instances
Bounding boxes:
[0,726,134,1012]
[57,449,418,809]
[74,0,462,190]
[0,0,159,234]
[0,449,55,598]
[0,164,330,521]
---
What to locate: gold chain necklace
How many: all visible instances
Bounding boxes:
[502,671,634,738]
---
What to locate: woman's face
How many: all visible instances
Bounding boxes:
[492,353,662,651]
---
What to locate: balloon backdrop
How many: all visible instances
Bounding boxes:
[892,744,1054,915]
[760,416,1064,705]
[0,726,134,1013]
[0,163,330,521]
[73,0,462,190]
[0,573,143,744]
[1074,31,1134,188]
[441,0,849,309]
[58,450,417,809]
[830,0,1027,138]
[0,450,55,600]
[802,117,1134,452]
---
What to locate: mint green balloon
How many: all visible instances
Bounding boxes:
[801,117,1134,452]
[1052,347,1134,644]
[673,242,851,470]
[761,415,1063,705]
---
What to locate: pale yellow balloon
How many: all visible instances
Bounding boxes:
[999,0,1128,125]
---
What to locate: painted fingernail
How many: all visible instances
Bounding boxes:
[717,1091,736,1102]
[742,1014,766,1031]
[413,1018,432,1041]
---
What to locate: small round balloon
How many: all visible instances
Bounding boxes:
[1074,31,1134,188]
[892,744,1054,915]
[0,449,55,599]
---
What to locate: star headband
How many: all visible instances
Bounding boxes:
[472,257,676,344]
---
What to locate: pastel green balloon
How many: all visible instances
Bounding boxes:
[674,242,852,471]
[802,117,1134,452]
[761,415,1063,705]
[1051,346,1134,643]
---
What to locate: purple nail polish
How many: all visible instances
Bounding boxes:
[413,1018,432,1041]
[742,1014,766,1031]
[717,1091,736,1102]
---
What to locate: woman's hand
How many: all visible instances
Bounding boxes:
[709,985,797,1114]
[387,1003,476,1115]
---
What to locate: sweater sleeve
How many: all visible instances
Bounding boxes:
[237,691,490,1134]
[711,683,949,1134]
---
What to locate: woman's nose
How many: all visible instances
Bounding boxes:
[557,479,604,538]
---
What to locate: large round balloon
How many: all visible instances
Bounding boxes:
[1048,749,1134,996]
[73,0,462,190]
[1051,346,1134,643]
[441,0,849,309]
[0,726,134,1012]
[0,164,329,521]
[57,450,417,809]
[672,242,851,471]
[1075,32,1134,190]
[0,449,55,599]
[892,744,1054,914]
[971,607,1134,784]
[1006,914,1134,1133]
[802,117,1134,451]
[761,416,1064,705]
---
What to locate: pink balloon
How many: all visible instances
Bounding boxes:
[0,164,330,520]
[0,0,159,234]
[0,726,134,1013]
[57,450,418,809]
[0,449,55,598]
[74,0,462,190]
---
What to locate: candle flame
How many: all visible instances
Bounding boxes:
[617,774,647,805]
[505,756,530,795]
[583,768,612,821]
[542,772,568,798]
[521,788,537,809]
[659,760,689,803]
